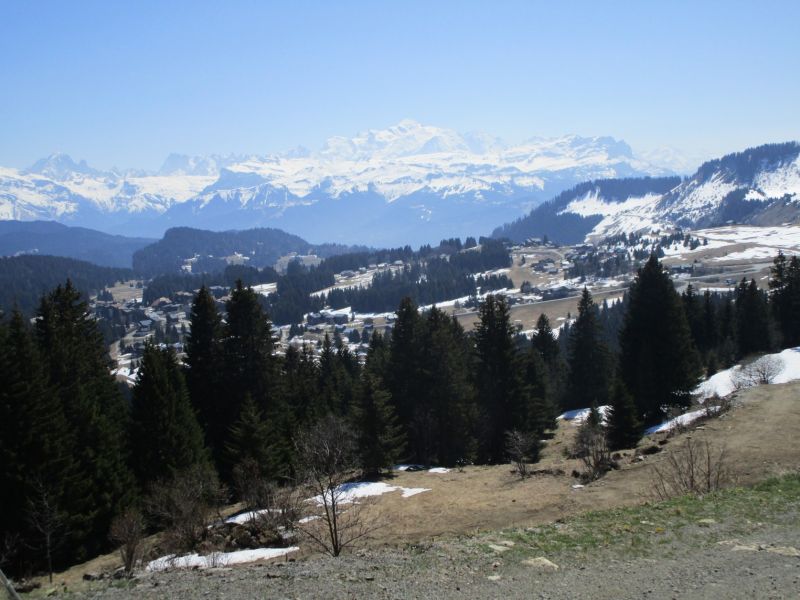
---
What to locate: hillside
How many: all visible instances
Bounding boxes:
[493,142,800,243]
[0,255,132,314]
[27,379,800,599]
[0,220,153,268]
[131,226,363,277]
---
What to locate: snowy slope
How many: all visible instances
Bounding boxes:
[495,142,800,244]
[0,122,672,244]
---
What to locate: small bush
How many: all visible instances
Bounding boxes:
[733,355,783,390]
[109,508,146,574]
[145,466,227,553]
[505,429,537,479]
[572,421,613,482]
[651,438,730,500]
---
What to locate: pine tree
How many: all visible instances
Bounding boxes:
[352,374,405,477]
[416,308,477,466]
[0,312,80,573]
[35,281,134,561]
[619,256,702,425]
[223,280,277,410]
[769,253,800,347]
[531,314,560,364]
[606,376,642,451]
[130,342,211,489]
[386,297,423,442]
[564,288,612,412]
[281,344,321,426]
[184,285,223,457]
[734,278,771,357]
[225,394,273,482]
[474,295,527,463]
[532,313,568,409]
[524,347,556,438]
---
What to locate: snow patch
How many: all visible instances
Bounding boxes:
[146,547,298,571]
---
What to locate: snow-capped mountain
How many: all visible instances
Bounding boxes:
[493,142,800,244]
[0,121,673,246]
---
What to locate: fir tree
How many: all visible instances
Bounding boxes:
[352,374,405,477]
[564,288,612,412]
[606,376,642,451]
[474,295,527,463]
[769,253,800,347]
[225,394,273,482]
[130,342,211,489]
[619,256,701,425]
[386,297,423,442]
[0,312,80,572]
[223,280,277,410]
[416,308,478,466]
[184,285,223,459]
[35,280,134,561]
[734,278,771,357]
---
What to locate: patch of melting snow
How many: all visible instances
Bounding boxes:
[146,547,299,572]
[311,481,430,505]
[557,405,610,424]
[695,347,800,400]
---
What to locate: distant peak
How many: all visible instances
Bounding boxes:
[26,153,99,179]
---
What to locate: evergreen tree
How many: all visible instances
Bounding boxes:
[531,313,567,412]
[281,344,321,426]
[352,374,405,477]
[531,314,560,364]
[224,280,276,405]
[769,252,800,347]
[524,346,556,438]
[605,376,642,451]
[564,288,612,412]
[225,394,273,482]
[416,308,478,466]
[385,297,423,444]
[35,281,134,561]
[619,256,701,425]
[734,278,771,357]
[474,295,528,463]
[185,286,224,458]
[0,312,80,572]
[130,343,211,489]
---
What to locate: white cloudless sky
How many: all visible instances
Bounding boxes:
[1,0,798,170]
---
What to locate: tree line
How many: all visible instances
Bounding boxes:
[3,252,799,576]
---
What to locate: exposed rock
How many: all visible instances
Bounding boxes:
[521,557,560,571]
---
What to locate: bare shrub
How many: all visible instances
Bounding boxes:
[26,478,65,583]
[505,429,537,479]
[572,422,612,482]
[294,414,379,557]
[651,438,730,500]
[145,466,227,553]
[733,355,784,390]
[232,458,273,512]
[232,459,303,534]
[0,533,19,571]
[109,508,146,574]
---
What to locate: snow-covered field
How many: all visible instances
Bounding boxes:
[668,225,800,262]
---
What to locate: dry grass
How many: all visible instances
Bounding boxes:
[25,381,800,593]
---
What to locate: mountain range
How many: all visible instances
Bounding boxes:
[493,142,800,244]
[0,121,677,247]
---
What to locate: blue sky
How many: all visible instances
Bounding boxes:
[1,0,798,170]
